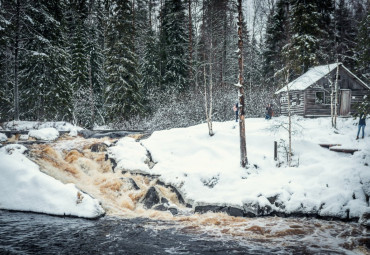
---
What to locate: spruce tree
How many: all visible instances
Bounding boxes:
[288,0,321,75]
[287,0,333,76]
[263,0,290,87]
[21,0,73,121]
[0,1,13,120]
[160,0,188,91]
[85,0,106,127]
[355,10,370,82]
[105,0,144,124]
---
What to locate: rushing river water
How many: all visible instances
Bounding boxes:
[0,210,369,255]
[1,138,369,254]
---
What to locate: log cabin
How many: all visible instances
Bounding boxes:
[275,63,370,117]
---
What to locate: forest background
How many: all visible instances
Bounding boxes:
[0,0,369,130]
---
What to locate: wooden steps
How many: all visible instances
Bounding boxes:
[319,144,359,155]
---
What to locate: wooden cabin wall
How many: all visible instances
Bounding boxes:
[304,89,331,116]
[340,69,370,114]
[278,91,305,116]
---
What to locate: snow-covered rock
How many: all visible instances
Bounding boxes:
[0,144,105,218]
[29,128,59,141]
[19,134,29,140]
[0,132,7,142]
[108,137,150,172]
[4,121,82,133]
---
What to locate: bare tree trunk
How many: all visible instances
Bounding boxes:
[208,40,214,136]
[188,0,193,83]
[285,69,292,167]
[333,1,339,129]
[149,0,152,28]
[202,0,213,137]
[334,62,339,128]
[237,0,248,167]
[330,78,334,127]
[88,55,95,128]
[14,0,20,121]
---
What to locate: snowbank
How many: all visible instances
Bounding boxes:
[29,128,59,141]
[108,137,150,172]
[3,121,82,137]
[134,117,370,220]
[0,144,105,218]
[0,132,7,142]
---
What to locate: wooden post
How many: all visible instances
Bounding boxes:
[274,141,277,161]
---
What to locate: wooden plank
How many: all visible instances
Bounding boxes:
[319,144,341,148]
[329,147,359,155]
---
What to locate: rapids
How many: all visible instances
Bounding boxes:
[6,136,368,254]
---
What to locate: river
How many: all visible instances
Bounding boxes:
[0,210,369,254]
[1,137,369,254]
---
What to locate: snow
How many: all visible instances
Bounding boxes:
[1,117,369,221]
[4,121,83,137]
[29,128,59,141]
[3,121,82,136]
[133,116,369,220]
[108,137,150,172]
[275,63,339,94]
[0,144,104,218]
[0,133,7,142]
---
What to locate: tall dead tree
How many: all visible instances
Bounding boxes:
[236,0,248,167]
[13,0,21,121]
[188,0,193,82]
[202,0,214,136]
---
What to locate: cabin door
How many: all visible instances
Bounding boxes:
[340,90,351,116]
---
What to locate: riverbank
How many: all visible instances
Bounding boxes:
[0,117,369,225]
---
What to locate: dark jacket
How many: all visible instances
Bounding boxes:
[359,113,366,126]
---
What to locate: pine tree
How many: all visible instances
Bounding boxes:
[104,0,144,124]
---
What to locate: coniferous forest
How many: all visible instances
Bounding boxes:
[0,0,369,130]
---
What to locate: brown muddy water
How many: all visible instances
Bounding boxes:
[1,137,369,254]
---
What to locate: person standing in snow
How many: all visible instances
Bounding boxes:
[356,112,366,139]
[233,103,238,122]
[265,103,273,120]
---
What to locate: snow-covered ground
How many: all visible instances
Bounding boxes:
[0,144,104,218]
[114,116,369,221]
[0,117,369,222]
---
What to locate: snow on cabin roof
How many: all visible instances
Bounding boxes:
[275,63,339,94]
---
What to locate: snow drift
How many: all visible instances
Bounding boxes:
[0,144,105,218]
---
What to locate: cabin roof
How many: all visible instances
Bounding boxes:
[275,63,370,94]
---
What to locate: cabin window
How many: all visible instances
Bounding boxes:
[315,92,324,104]
[296,94,300,105]
[325,95,331,104]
